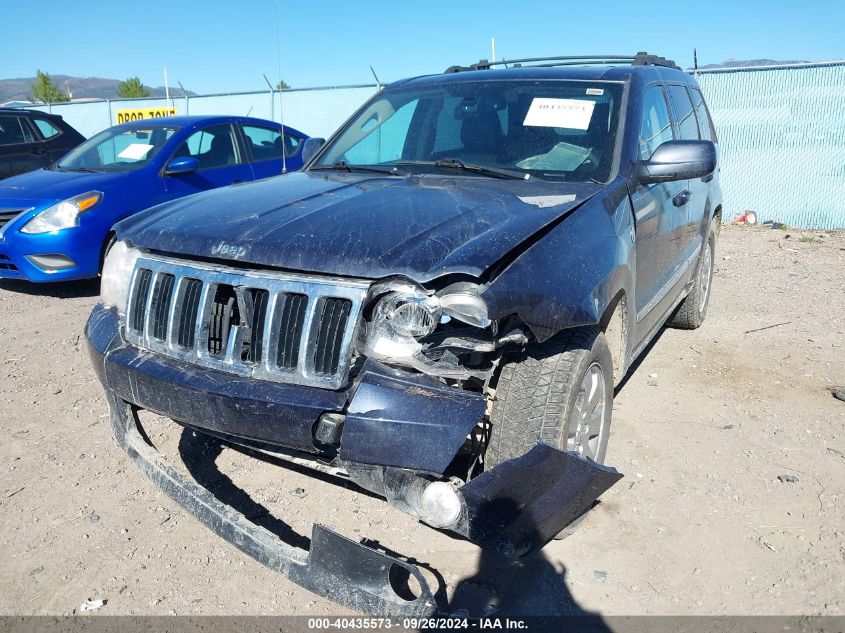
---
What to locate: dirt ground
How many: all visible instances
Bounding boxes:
[0,225,843,617]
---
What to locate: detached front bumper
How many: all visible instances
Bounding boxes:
[87,304,622,614]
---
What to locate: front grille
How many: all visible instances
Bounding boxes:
[314,298,353,376]
[0,208,26,230]
[124,255,368,390]
[0,254,18,272]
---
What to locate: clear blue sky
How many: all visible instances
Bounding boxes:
[1,0,842,94]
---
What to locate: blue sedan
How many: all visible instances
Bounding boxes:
[0,115,308,282]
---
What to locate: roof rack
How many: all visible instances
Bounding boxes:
[444,52,679,73]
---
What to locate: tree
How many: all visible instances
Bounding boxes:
[117,77,150,98]
[276,79,290,90]
[30,70,69,103]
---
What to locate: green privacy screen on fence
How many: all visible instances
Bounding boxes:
[696,61,845,229]
[25,62,845,229]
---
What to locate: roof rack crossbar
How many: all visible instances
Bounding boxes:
[445,52,679,73]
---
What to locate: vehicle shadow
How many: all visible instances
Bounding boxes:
[614,326,667,396]
[446,500,610,624]
[0,278,100,299]
[177,428,312,550]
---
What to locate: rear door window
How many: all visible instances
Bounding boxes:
[689,88,717,142]
[639,86,675,159]
[242,124,302,161]
[0,116,32,146]
[667,85,698,140]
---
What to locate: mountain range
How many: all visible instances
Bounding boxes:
[0,75,195,103]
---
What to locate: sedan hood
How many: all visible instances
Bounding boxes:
[117,172,598,282]
[0,168,130,205]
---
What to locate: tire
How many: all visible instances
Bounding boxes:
[669,220,717,330]
[486,327,614,540]
[487,326,613,467]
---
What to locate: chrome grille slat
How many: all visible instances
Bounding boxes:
[124,255,368,390]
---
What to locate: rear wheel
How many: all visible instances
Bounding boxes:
[669,220,717,329]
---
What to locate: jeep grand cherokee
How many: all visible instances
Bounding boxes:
[86,53,722,615]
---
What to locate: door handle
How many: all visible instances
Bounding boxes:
[672,190,692,207]
[231,179,244,185]
[30,148,47,155]
[701,173,713,183]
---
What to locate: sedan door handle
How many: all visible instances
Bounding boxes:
[30,148,47,155]
[231,179,244,185]
[701,173,714,183]
[672,190,692,207]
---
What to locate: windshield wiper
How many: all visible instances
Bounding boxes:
[395,158,530,181]
[311,161,405,176]
[59,166,100,173]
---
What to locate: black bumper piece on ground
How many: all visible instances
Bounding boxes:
[106,391,437,616]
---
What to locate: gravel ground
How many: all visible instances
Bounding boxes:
[0,225,843,617]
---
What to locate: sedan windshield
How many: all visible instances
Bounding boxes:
[314,79,623,182]
[56,124,179,172]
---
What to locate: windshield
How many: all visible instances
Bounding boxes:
[314,79,623,182]
[56,124,179,172]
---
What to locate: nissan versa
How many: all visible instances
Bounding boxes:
[0,115,307,282]
[86,54,722,615]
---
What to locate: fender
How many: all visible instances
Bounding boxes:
[482,184,634,343]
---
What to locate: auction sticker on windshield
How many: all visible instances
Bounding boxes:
[523,98,595,130]
[115,108,176,124]
[117,143,154,160]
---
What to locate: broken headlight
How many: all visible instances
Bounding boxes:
[375,293,442,339]
[362,282,493,377]
[365,291,440,361]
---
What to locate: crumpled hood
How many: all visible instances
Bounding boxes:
[0,168,130,206]
[116,171,598,282]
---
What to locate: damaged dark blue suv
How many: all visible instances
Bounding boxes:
[86,53,722,615]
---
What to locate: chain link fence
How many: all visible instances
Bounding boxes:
[696,61,845,229]
[19,62,845,229]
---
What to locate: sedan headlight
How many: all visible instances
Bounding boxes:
[100,240,142,314]
[20,191,103,234]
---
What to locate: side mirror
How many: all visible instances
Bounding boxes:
[165,156,199,175]
[301,137,325,166]
[636,140,716,184]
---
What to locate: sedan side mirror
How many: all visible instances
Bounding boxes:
[636,140,716,184]
[165,156,199,175]
[301,137,325,166]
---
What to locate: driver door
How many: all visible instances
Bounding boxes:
[161,124,254,199]
[630,84,688,335]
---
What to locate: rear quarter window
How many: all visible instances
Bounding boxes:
[33,118,62,140]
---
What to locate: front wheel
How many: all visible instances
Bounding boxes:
[486,327,613,468]
[486,327,614,539]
